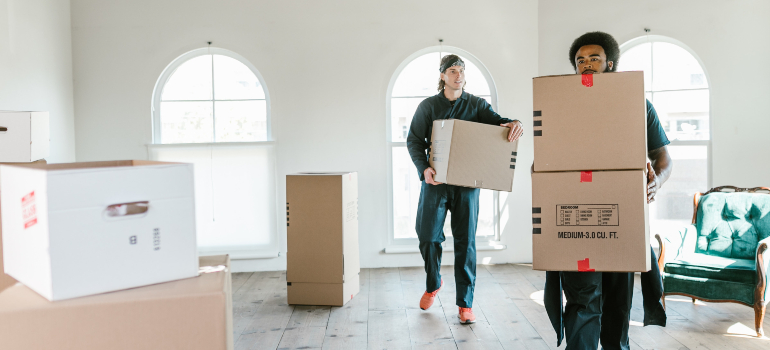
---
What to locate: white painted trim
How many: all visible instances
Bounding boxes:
[384,46,502,247]
[619,35,713,188]
[383,243,507,254]
[147,141,276,149]
[150,47,272,144]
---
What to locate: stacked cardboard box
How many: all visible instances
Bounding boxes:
[0,255,233,350]
[0,112,231,348]
[0,111,49,292]
[429,119,519,192]
[531,72,651,272]
[0,160,200,300]
[286,172,360,306]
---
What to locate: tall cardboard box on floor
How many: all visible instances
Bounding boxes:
[0,255,233,350]
[532,170,650,272]
[429,119,519,192]
[286,172,360,306]
[0,160,199,301]
[0,111,49,163]
[532,71,647,172]
[0,159,46,293]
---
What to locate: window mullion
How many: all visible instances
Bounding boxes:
[211,54,216,142]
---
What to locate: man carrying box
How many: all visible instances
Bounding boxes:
[406,54,524,324]
[543,32,672,350]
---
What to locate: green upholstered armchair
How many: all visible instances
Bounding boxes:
[656,186,770,337]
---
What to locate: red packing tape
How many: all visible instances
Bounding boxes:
[577,258,595,272]
[580,171,592,183]
[582,74,593,87]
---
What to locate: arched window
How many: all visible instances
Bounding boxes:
[149,48,277,259]
[152,48,270,144]
[386,46,500,244]
[619,35,710,234]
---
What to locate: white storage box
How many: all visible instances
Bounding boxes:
[0,160,199,301]
[0,111,49,163]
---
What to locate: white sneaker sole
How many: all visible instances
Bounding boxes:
[457,314,476,324]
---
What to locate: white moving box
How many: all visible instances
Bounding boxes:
[0,111,49,163]
[0,160,199,301]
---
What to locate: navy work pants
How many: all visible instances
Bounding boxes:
[561,272,634,350]
[415,182,479,308]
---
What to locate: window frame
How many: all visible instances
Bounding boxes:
[619,35,713,189]
[151,47,273,145]
[384,45,503,248]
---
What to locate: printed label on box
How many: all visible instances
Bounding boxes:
[556,204,619,226]
[345,201,357,222]
[21,191,37,229]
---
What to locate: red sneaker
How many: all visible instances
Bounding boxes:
[419,280,443,310]
[458,307,476,324]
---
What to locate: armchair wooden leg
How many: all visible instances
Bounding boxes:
[692,297,696,303]
[755,304,766,337]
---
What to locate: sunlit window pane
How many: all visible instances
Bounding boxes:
[393,52,441,97]
[618,43,652,88]
[651,90,709,141]
[392,146,423,239]
[160,101,214,143]
[391,97,426,142]
[215,100,267,142]
[652,42,708,91]
[213,55,265,100]
[649,145,708,235]
[392,52,490,97]
[162,55,213,101]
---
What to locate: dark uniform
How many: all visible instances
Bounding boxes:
[406,91,513,308]
[544,100,670,350]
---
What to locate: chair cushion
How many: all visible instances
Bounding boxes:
[696,192,770,259]
[664,253,756,284]
[662,273,755,306]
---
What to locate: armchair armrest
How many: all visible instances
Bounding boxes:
[757,237,770,301]
[656,224,697,269]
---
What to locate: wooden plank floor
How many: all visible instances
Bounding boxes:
[232,264,770,349]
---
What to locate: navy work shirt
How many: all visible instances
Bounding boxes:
[406,91,513,181]
[646,99,671,151]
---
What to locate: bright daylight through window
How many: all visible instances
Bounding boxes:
[619,38,710,236]
[389,50,498,241]
[151,49,277,257]
[159,53,267,144]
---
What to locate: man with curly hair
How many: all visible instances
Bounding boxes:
[543,32,672,350]
[406,54,524,324]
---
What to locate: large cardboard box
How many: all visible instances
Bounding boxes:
[0,111,49,163]
[0,160,199,301]
[0,160,46,293]
[0,255,233,350]
[532,72,647,172]
[286,172,360,306]
[429,119,519,192]
[532,170,650,272]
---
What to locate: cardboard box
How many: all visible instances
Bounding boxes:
[0,160,46,293]
[429,119,519,192]
[286,172,360,306]
[0,160,199,301]
[532,72,647,172]
[531,169,650,272]
[0,111,49,163]
[0,255,233,350]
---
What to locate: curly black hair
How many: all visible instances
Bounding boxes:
[568,31,619,72]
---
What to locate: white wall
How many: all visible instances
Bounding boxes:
[0,0,76,162]
[70,0,539,271]
[539,0,770,188]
